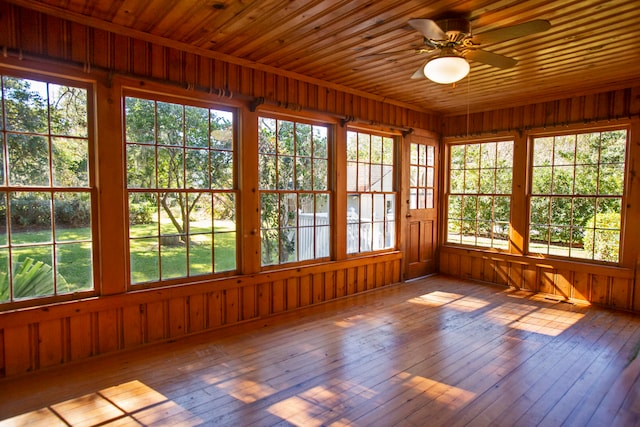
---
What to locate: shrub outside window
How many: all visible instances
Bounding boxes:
[447,140,513,249]
[346,130,396,254]
[0,74,93,304]
[125,96,237,284]
[529,130,627,262]
[258,117,330,266]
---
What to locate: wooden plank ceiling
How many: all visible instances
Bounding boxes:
[8,0,640,116]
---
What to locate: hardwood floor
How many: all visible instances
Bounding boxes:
[1,275,639,426]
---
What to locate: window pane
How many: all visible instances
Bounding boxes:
[125,97,155,144]
[127,144,156,189]
[10,192,52,244]
[296,123,312,157]
[0,193,6,246]
[185,106,209,148]
[296,157,312,190]
[3,77,48,133]
[157,147,184,189]
[0,249,8,302]
[259,154,277,190]
[258,118,277,154]
[214,231,236,272]
[12,246,55,299]
[314,126,328,159]
[157,102,184,146]
[52,137,89,187]
[277,156,294,190]
[57,242,92,293]
[210,110,233,151]
[186,149,210,189]
[313,159,328,191]
[8,134,50,186]
[54,193,91,242]
[49,84,88,137]
[130,237,159,283]
[277,121,295,155]
[211,151,233,189]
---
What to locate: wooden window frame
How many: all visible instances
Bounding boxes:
[445,139,514,250]
[0,69,97,309]
[527,127,628,264]
[346,129,397,255]
[123,90,239,286]
[258,114,332,267]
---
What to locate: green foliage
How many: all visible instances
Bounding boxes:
[129,201,155,225]
[0,256,70,301]
[7,195,91,228]
[583,212,621,262]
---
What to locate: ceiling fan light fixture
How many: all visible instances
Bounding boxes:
[423,52,470,84]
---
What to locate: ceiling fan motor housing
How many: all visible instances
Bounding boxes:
[435,18,471,43]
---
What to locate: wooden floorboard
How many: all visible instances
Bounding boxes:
[1,275,640,427]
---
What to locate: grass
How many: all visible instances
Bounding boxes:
[0,219,238,298]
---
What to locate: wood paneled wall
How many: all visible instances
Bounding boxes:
[0,254,401,377]
[0,3,417,378]
[442,89,640,313]
[0,2,440,131]
[443,86,640,137]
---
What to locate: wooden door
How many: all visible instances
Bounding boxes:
[405,135,438,279]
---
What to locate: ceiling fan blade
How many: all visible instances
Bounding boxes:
[470,19,551,45]
[411,62,428,79]
[464,49,517,69]
[408,19,446,40]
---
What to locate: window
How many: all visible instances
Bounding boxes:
[346,130,395,254]
[258,117,330,266]
[409,143,435,209]
[125,96,237,284]
[529,130,627,262]
[447,140,513,249]
[0,74,93,304]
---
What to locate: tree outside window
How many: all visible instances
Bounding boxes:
[125,96,237,284]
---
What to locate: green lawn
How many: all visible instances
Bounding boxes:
[0,220,238,300]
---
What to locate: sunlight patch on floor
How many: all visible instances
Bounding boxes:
[400,373,476,410]
[217,378,278,403]
[510,307,585,336]
[0,380,201,427]
[409,291,466,306]
[409,291,490,312]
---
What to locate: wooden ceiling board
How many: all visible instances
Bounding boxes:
[5,0,640,116]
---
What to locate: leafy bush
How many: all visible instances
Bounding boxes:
[583,212,621,262]
[0,257,70,301]
[9,198,91,228]
[55,198,91,227]
[129,201,154,225]
[10,198,50,227]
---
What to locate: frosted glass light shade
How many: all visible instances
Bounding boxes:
[424,55,470,84]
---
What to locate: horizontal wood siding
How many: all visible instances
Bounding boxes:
[444,87,640,137]
[440,247,635,310]
[0,254,401,377]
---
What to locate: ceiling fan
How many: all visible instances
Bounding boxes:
[363,18,551,84]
